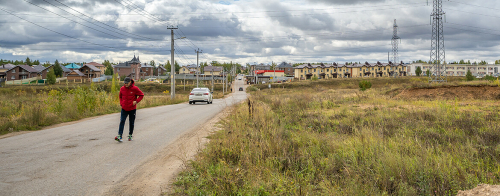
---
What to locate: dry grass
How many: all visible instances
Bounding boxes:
[172,77,500,195]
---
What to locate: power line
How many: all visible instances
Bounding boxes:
[0,7,121,50]
[52,0,165,41]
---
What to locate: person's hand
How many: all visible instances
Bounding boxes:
[133,101,137,106]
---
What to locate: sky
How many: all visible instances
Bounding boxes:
[0,0,499,66]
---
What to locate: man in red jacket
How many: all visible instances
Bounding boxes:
[115,77,144,142]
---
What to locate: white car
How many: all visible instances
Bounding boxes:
[189,88,213,104]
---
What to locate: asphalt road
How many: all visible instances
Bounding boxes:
[0,78,247,196]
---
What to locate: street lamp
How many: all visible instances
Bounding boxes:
[170,36,186,100]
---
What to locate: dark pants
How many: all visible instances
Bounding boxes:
[118,109,136,136]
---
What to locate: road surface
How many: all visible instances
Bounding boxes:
[0,79,247,196]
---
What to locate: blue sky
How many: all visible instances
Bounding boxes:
[0,0,498,65]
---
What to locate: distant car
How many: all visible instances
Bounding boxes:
[189,88,213,104]
[238,78,242,80]
[145,78,159,83]
[239,87,243,91]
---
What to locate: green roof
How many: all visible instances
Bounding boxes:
[65,63,81,69]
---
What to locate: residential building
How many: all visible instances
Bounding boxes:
[5,65,39,81]
[294,62,407,80]
[408,63,500,77]
[179,64,200,74]
[113,55,142,80]
[276,62,294,76]
[80,64,102,79]
[33,64,54,79]
[0,64,16,79]
[140,63,154,78]
[157,66,167,76]
[67,70,86,82]
[203,66,223,76]
[85,62,106,75]
[61,65,72,77]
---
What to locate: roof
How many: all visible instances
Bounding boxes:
[276,62,292,68]
[86,62,105,67]
[141,63,154,68]
[81,64,101,72]
[61,65,72,72]
[204,66,223,72]
[65,63,81,69]
[32,64,53,72]
[16,64,39,73]
[254,70,285,74]
[157,66,167,71]
[0,63,16,69]
[68,70,85,77]
[186,64,198,68]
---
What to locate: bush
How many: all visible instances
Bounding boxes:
[46,68,56,85]
[311,75,318,81]
[484,75,497,82]
[415,66,422,76]
[359,80,372,91]
[247,86,258,91]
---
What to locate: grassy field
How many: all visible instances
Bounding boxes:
[0,81,230,135]
[173,77,500,195]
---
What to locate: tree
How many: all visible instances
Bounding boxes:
[415,66,422,76]
[26,57,32,66]
[46,68,56,84]
[466,69,474,81]
[165,60,172,73]
[103,60,113,75]
[53,60,63,77]
[174,61,180,73]
[149,60,155,67]
[426,69,430,77]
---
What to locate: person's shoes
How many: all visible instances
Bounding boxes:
[115,135,123,142]
[128,135,133,141]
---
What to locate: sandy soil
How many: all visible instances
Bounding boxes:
[392,85,500,100]
[457,184,500,196]
[104,106,232,196]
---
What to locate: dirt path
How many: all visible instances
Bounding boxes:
[457,184,500,196]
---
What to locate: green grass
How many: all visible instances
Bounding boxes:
[172,77,500,195]
[0,82,230,135]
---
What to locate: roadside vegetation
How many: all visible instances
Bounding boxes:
[0,80,230,135]
[173,77,500,195]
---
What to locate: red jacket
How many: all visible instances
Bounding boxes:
[119,79,144,111]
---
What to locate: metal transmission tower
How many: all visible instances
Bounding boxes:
[391,19,401,64]
[429,0,447,82]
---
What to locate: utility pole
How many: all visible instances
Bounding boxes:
[430,0,446,83]
[168,26,178,99]
[195,49,202,88]
[223,68,225,95]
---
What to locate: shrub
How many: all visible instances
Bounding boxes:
[46,68,56,84]
[311,75,318,81]
[359,80,372,91]
[415,66,422,76]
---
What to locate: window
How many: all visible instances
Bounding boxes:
[334,69,336,72]
[314,69,316,72]
[372,68,374,71]
[301,70,303,73]
[12,69,15,73]
[360,73,362,76]
[288,68,290,71]
[327,69,329,72]
[118,68,120,72]
[146,68,149,71]
[384,67,386,70]
[11,75,15,80]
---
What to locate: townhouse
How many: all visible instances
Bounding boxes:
[294,62,407,80]
[0,64,16,80]
[140,63,154,78]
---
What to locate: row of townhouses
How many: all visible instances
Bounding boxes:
[294,61,408,79]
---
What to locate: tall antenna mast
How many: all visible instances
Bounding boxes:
[429,0,446,82]
[391,19,400,64]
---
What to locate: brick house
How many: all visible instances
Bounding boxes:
[5,65,38,81]
[113,55,141,80]
[140,63,154,78]
[0,64,16,79]
[276,62,294,76]
[33,64,54,79]
[157,66,167,76]
[67,70,85,82]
